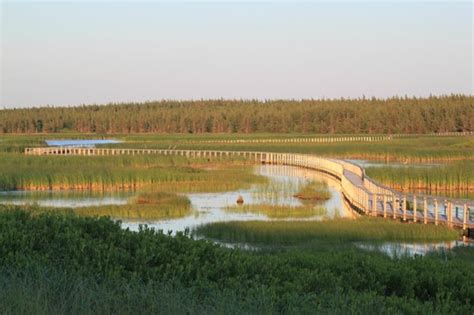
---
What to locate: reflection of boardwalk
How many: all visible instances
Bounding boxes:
[25,147,474,233]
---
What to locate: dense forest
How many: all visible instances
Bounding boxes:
[0,95,472,134]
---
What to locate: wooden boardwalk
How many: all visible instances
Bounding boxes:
[190,135,392,144]
[25,147,474,233]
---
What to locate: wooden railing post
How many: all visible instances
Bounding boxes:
[383,195,387,218]
[463,204,468,230]
[402,195,407,221]
[372,194,377,216]
[434,199,439,226]
[423,197,428,224]
[365,194,369,214]
[393,196,398,219]
[413,195,417,223]
[448,201,453,228]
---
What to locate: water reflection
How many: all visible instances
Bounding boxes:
[1,164,471,256]
[121,165,352,233]
[347,159,440,169]
[355,240,474,258]
[45,139,122,147]
[0,190,131,208]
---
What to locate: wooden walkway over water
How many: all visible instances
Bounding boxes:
[25,147,474,234]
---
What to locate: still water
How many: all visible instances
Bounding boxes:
[347,159,440,169]
[121,165,352,232]
[1,165,470,257]
[45,139,122,147]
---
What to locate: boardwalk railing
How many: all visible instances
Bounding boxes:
[187,132,473,144]
[189,135,392,144]
[25,147,474,232]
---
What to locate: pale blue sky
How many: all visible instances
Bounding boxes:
[1,1,472,108]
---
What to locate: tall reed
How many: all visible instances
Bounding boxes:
[195,218,461,244]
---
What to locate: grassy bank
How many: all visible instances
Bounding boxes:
[0,208,472,313]
[195,218,461,246]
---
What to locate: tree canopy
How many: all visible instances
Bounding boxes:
[1,95,472,134]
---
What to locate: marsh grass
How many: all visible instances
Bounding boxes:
[224,204,327,219]
[366,160,474,196]
[74,191,193,219]
[195,217,461,245]
[2,191,193,220]
[106,134,474,162]
[3,133,474,161]
[0,154,266,192]
[293,181,331,201]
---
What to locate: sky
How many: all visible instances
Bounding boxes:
[0,1,472,108]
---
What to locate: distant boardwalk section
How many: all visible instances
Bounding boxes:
[25,146,474,235]
[191,135,392,144]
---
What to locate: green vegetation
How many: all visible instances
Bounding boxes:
[2,98,474,313]
[2,133,474,161]
[224,204,327,219]
[195,218,461,246]
[94,133,473,162]
[2,134,473,200]
[366,160,474,197]
[0,154,264,191]
[0,208,472,313]
[293,181,331,201]
[74,192,192,219]
[1,95,472,134]
[6,191,192,220]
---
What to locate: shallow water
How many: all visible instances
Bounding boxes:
[0,190,132,207]
[121,165,352,233]
[355,240,474,258]
[347,159,440,169]
[45,139,122,147]
[1,164,470,256]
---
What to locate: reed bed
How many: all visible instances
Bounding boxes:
[366,160,474,196]
[0,154,265,192]
[224,204,327,219]
[195,217,461,245]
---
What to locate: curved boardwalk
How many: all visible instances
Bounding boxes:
[25,147,474,233]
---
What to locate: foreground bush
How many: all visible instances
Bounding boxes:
[0,207,472,313]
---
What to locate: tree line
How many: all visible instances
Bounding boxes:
[0,95,472,134]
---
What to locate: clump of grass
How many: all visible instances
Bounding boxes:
[131,191,189,206]
[225,204,327,219]
[195,217,461,245]
[76,191,193,219]
[293,181,331,201]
